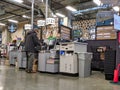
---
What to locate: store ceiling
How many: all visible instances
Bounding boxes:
[0,0,45,26]
[0,0,119,25]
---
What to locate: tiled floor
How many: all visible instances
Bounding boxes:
[0,65,120,90]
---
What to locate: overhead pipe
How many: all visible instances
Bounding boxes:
[73,6,109,16]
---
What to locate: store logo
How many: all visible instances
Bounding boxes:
[8,23,17,33]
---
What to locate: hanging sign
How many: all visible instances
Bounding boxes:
[37,20,45,26]
[114,14,120,31]
[8,23,17,33]
[24,24,32,30]
[96,11,116,22]
[46,18,55,25]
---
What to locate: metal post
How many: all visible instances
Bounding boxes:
[31,0,34,30]
[45,0,48,39]
[40,27,43,39]
[45,0,48,25]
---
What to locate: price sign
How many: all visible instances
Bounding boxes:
[37,20,45,26]
[46,18,55,25]
[24,24,32,30]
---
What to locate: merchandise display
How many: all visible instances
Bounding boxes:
[72,19,96,40]
[96,26,116,40]
[72,29,83,41]
[60,25,71,40]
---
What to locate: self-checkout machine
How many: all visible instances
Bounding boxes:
[8,23,19,66]
[60,42,87,75]
[45,36,60,73]
[37,0,60,73]
[37,17,60,73]
[45,18,60,73]
[37,19,50,72]
[17,24,31,69]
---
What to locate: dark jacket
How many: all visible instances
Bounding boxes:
[24,30,40,53]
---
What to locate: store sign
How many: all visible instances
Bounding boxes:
[114,14,120,30]
[8,23,17,33]
[46,18,55,25]
[24,24,32,30]
[96,11,116,22]
[101,0,118,5]
[37,20,45,26]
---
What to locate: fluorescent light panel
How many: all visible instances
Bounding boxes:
[0,23,5,26]
[52,13,57,17]
[56,13,65,18]
[8,19,18,23]
[53,15,57,17]
[113,6,120,12]
[93,0,102,6]
[22,15,30,19]
[66,6,77,12]
[13,0,23,3]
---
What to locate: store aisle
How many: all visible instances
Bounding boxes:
[0,65,119,90]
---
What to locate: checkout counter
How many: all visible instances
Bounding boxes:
[17,51,27,69]
[9,42,27,68]
[38,51,50,72]
[9,50,18,65]
[38,38,60,73]
[9,45,18,65]
[60,42,87,75]
[38,49,60,73]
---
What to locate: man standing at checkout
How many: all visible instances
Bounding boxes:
[24,27,40,73]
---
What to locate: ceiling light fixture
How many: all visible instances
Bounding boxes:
[13,0,24,3]
[52,13,57,18]
[66,6,77,12]
[0,23,5,26]
[113,6,120,12]
[93,0,102,6]
[52,15,57,17]
[8,19,18,23]
[56,13,65,18]
[22,15,31,19]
